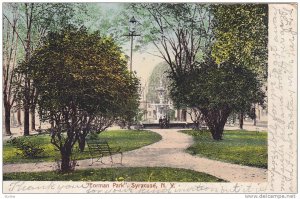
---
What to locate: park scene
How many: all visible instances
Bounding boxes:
[3,3,268,183]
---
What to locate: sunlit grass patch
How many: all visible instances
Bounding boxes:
[181,130,267,168]
[3,130,162,164]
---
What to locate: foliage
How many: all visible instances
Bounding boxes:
[167,109,176,121]
[181,130,268,168]
[117,93,141,128]
[15,3,89,50]
[3,130,161,164]
[85,3,132,45]
[3,3,94,135]
[3,2,135,136]
[3,167,226,182]
[26,27,137,120]
[130,3,214,78]
[20,26,140,172]
[135,108,146,124]
[7,137,45,158]
[3,3,129,61]
[211,4,268,77]
[170,58,265,140]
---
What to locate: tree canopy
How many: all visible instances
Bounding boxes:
[130,3,213,77]
[211,4,268,77]
[23,27,140,171]
[170,58,265,140]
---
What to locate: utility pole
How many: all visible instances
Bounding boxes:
[124,16,140,72]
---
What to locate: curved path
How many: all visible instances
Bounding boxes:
[3,129,267,182]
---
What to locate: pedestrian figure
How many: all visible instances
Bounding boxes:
[162,116,167,128]
[159,117,163,129]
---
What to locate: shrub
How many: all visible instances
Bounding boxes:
[8,137,45,158]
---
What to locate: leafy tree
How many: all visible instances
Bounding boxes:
[211,4,268,128]
[121,97,141,129]
[130,3,214,78]
[211,4,268,75]
[86,3,131,45]
[170,58,265,140]
[24,27,139,172]
[113,81,140,129]
[3,3,90,135]
[3,3,22,135]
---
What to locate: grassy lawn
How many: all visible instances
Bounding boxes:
[181,130,267,168]
[3,130,162,164]
[3,167,226,182]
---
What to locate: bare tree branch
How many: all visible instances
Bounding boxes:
[3,14,26,49]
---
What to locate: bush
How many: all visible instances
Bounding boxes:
[8,137,45,158]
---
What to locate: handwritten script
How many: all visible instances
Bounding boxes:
[5,181,269,194]
[268,4,297,193]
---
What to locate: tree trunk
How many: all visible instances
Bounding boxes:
[31,107,36,131]
[17,108,22,126]
[211,125,224,140]
[232,114,236,124]
[23,4,32,136]
[4,105,12,135]
[206,120,226,141]
[24,104,30,136]
[60,153,72,172]
[60,145,73,172]
[78,134,86,152]
[23,67,31,136]
[239,112,244,129]
[202,108,231,141]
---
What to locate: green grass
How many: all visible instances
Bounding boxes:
[181,130,268,168]
[3,167,226,182]
[3,130,162,164]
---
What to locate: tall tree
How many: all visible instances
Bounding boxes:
[24,27,139,172]
[131,3,214,78]
[170,58,265,140]
[2,3,23,135]
[211,4,268,129]
[4,3,89,135]
[211,4,268,75]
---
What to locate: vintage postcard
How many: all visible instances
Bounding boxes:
[1,1,297,198]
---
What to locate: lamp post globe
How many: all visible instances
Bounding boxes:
[129,16,137,33]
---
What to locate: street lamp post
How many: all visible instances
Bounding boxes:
[124,16,140,72]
